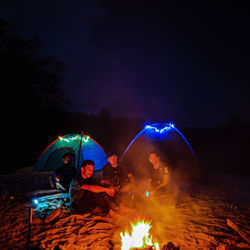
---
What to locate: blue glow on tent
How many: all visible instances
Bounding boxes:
[33,133,107,172]
[121,122,197,161]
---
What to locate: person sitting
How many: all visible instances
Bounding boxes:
[101,152,135,198]
[147,151,169,196]
[101,152,125,188]
[70,160,115,214]
[49,152,76,191]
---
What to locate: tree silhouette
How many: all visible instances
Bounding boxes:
[1,19,69,170]
[0,20,68,113]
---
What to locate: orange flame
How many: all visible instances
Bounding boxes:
[120,220,160,250]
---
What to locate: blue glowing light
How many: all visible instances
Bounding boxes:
[121,122,197,162]
[144,123,197,160]
[121,122,175,160]
[145,123,175,133]
[33,199,38,205]
[145,191,149,197]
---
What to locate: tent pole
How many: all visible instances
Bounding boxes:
[77,131,84,174]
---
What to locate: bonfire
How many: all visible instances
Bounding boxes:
[120,220,160,250]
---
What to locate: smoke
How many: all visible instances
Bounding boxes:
[121,128,201,185]
[110,125,202,248]
[111,186,184,248]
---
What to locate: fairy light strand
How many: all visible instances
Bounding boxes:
[144,123,175,133]
[58,135,89,143]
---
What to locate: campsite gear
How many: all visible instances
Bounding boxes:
[77,131,84,170]
[33,133,107,174]
[26,206,33,250]
[162,242,180,249]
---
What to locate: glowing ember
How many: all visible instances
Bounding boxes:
[120,220,160,250]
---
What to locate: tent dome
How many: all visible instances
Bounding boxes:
[33,133,107,173]
[121,123,200,182]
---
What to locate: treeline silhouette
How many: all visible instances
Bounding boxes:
[1,19,144,172]
[2,19,249,175]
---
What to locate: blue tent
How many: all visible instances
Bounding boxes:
[121,123,200,181]
[33,133,107,173]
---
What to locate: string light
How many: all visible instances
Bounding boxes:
[58,135,89,143]
[144,123,175,133]
[32,199,38,205]
[82,136,89,142]
[121,122,197,161]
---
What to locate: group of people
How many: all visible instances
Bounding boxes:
[50,151,170,215]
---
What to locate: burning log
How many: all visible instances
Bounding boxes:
[130,247,155,250]
[162,242,180,250]
[119,219,180,250]
[26,207,33,250]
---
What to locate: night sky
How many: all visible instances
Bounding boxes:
[1,1,249,127]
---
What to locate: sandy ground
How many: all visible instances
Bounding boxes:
[0,167,249,249]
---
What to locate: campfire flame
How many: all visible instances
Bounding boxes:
[120,220,160,250]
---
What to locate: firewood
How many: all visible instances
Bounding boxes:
[227,218,250,245]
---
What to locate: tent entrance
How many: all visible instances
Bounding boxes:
[44,147,75,171]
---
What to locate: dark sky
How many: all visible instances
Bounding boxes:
[1,1,249,127]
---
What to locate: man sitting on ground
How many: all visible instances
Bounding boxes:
[147,151,169,196]
[50,152,76,191]
[70,160,115,215]
[102,152,125,188]
[101,152,135,199]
